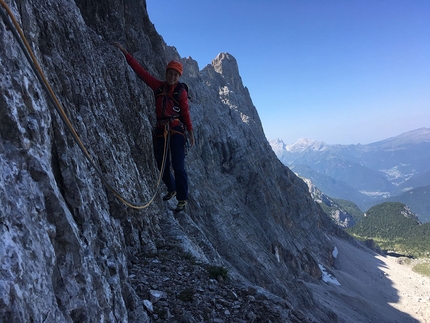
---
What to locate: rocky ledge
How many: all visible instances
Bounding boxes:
[129,241,313,323]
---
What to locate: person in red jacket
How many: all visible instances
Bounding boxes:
[112,42,194,213]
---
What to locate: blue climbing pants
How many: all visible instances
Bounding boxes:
[154,125,188,201]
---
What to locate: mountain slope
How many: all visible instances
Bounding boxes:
[367,127,430,149]
[290,164,373,207]
[271,128,430,218]
[347,202,430,257]
[302,177,360,228]
[379,185,430,223]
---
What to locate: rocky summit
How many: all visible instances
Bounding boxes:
[0,1,419,323]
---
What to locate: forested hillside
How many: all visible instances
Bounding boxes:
[347,202,430,257]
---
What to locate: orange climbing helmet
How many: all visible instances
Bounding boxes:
[166,60,183,75]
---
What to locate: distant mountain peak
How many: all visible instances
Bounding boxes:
[267,128,430,223]
[211,52,244,92]
[268,138,285,148]
[286,138,329,152]
[268,138,286,158]
[369,127,430,148]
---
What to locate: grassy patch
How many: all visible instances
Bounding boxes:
[412,262,430,278]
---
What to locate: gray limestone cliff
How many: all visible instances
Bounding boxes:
[0,1,397,323]
[303,178,356,228]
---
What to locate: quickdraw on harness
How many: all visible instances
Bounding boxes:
[0,0,168,209]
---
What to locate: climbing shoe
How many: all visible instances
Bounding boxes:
[163,191,176,201]
[175,200,186,213]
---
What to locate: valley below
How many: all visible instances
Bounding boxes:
[270,128,430,224]
[309,237,430,323]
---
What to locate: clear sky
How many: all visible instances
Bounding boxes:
[146,0,430,145]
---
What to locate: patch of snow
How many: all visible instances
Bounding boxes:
[332,246,339,259]
[319,264,341,286]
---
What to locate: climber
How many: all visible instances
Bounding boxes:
[112,42,194,213]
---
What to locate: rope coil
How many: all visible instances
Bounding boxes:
[0,0,167,209]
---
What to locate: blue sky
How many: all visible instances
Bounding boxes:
[146,0,430,145]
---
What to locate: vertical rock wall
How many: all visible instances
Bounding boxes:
[1,0,339,322]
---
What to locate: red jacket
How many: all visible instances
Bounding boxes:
[125,54,193,132]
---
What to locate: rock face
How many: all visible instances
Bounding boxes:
[303,178,356,228]
[0,1,368,322]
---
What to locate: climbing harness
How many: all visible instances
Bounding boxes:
[0,0,169,209]
[155,82,189,122]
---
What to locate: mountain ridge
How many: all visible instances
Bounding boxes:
[270,128,430,222]
[280,127,430,151]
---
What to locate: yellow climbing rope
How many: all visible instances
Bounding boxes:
[0,0,167,209]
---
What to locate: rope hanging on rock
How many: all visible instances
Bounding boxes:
[0,0,168,209]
